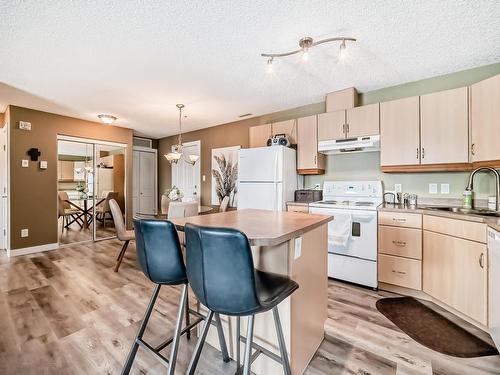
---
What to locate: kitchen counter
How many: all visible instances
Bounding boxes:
[170,209,332,375]
[378,203,500,231]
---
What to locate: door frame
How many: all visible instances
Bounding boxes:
[171,140,201,202]
[0,124,10,254]
[57,135,128,244]
[133,146,158,215]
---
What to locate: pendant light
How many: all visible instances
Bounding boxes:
[165,104,200,165]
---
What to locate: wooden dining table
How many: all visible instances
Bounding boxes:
[70,197,105,228]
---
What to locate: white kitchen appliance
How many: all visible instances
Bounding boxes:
[309,181,383,288]
[238,146,297,211]
[488,228,500,350]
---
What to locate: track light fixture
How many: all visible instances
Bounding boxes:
[262,36,356,70]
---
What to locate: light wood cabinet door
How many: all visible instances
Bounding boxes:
[249,123,271,148]
[272,119,297,145]
[380,97,420,166]
[60,161,74,180]
[423,230,488,325]
[297,115,325,172]
[470,73,500,162]
[317,110,346,141]
[420,87,469,164]
[378,254,422,290]
[378,226,422,260]
[346,103,380,137]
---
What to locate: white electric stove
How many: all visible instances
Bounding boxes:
[309,181,383,288]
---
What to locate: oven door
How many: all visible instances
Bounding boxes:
[309,207,377,261]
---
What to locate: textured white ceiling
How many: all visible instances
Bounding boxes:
[1,0,499,138]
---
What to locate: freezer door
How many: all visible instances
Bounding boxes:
[237,182,283,211]
[239,147,282,182]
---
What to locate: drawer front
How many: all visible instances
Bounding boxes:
[287,205,309,213]
[378,254,422,290]
[378,211,422,229]
[423,214,486,243]
[378,226,422,259]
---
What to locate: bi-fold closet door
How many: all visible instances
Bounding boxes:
[133,149,157,215]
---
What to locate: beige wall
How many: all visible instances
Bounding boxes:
[0,112,4,127]
[7,106,133,250]
[158,62,500,206]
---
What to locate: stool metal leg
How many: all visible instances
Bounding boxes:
[214,313,230,363]
[167,284,188,375]
[236,316,241,374]
[273,307,291,375]
[121,284,161,375]
[185,287,191,340]
[187,310,214,375]
[242,315,254,375]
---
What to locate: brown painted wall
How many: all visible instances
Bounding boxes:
[158,102,324,206]
[8,106,133,250]
[0,112,4,128]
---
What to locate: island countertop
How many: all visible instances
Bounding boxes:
[169,208,333,246]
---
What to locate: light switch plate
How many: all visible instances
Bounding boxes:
[202,175,206,182]
[40,161,48,169]
[394,184,402,193]
[19,121,31,131]
[429,183,438,194]
[294,237,302,260]
[21,159,29,167]
[440,183,450,194]
[21,229,29,238]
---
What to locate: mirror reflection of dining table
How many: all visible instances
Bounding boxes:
[70,197,105,228]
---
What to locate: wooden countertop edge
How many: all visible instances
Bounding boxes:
[377,204,500,231]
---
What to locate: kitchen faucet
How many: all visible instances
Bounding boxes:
[466,167,500,211]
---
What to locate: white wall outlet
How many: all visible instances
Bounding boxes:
[19,121,32,131]
[21,159,29,167]
[40,160,48,169]
[440,183,450,194]
[429,183,438,194]
[202,175,206,182]
[21,229,29,238]
[394,184,402,193]
[294,237,302,260]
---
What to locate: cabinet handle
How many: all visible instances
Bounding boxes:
[392,217,406,222]
[422,148,425,159]
[471,143,475,156]
[479,253,484,268]
[391,269,406,275]
[392,240,407,247]
[314,155,317,166]
[346,123,350,134]
[416,148,419,159]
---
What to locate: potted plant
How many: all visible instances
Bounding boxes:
[163,186,184,202]
[76,182,89,199]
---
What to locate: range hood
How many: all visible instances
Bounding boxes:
[318,135,380,155]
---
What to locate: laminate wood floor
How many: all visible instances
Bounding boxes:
[0,240,499,374]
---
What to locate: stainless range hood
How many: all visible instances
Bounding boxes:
[318,135,380,155]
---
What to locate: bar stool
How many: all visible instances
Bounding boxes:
[184,224,299,375]
[121,219,229,375]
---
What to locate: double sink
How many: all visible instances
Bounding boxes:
[421,205,500,218]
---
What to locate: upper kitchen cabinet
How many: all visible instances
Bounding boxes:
[297,115,325,174]
[380,96,420,166]
[470,73,500,163]
[326,87,358,112]
[318,110,346,141]
[420,87,469,165]
[249,123,271,148]
[271,119,297,145]
[59,160,74,181]
[346,103,380,138]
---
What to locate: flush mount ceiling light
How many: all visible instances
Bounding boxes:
[97,114,117,124]
[164,104,200,165]
[262,36,356,70]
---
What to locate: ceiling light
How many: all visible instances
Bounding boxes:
[267,57,274,73]
[164,104,200,166]
[98,114,117,124]
[261,35,356,67]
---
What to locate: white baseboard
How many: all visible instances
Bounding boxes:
[8,242,59,257]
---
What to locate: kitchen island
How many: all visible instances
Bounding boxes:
[170,209,332,375]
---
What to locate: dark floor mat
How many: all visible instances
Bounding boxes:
[376,296,499,358]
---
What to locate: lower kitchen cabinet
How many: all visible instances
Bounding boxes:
[423,230,488,325]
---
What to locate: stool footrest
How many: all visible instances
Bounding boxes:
[154,315,204,352]
[136,338,170,367]
[238,335,284,365]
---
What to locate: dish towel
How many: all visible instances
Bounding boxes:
[329,213,352,247]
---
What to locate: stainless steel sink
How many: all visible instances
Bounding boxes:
[422,206,500,217]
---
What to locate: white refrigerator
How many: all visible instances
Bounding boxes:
[238,146,297,211]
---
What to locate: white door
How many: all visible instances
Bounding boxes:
[239,147,282,182]
[139,151,156,214]
[238,182,282,211]
[171,141,201,203]
[0,127,7,250]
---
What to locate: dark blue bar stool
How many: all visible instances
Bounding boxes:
[121,219,229,375]
[184,224,299,375]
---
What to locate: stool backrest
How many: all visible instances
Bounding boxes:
[133,219,187,285]
[109,199,127,240]
[185,223,260,315]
